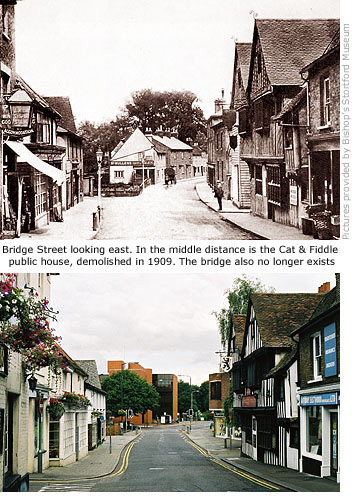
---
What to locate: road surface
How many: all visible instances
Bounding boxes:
[94,178,255,239]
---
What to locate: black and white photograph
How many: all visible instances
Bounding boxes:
[0,272,340,491]
[0,0,342,240]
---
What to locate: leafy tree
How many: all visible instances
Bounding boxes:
[125,89,206,143]
[78,115,132,173]
[178,380,199,415]
[213,275,275,348]
[196,381,209,412]
[101,370,159,419]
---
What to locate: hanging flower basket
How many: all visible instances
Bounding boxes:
[47,398,65,421]
[61,392,91,409]
[0,274,68,374]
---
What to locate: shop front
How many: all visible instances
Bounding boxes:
[299,388,339,482]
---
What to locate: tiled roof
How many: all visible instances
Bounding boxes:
[308,284,339,322]
[232,314,247,352]
[44,96,77,134]
[152,135,192,151]
[236,43,252,88]
[75,360,102,390]
[256,18,340,86]
[250,292,325,347]
[55,344,87,376]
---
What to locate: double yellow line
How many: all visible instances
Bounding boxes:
[31,437,138,485]
[185,437,280,491]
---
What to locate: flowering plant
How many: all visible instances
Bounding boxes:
[47,398,65,421]
[0,274,67,374]
[61,392,91,409]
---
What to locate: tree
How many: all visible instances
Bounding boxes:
[101,370,160,419]
[125,89,206,143]
[178,380,199,415]
[213,275,275,348]
[196,381,209,413]
[77,115,132,173]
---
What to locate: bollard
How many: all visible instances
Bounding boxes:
[93,212,98,231]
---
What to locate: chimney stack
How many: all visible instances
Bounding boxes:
[318,282,331,293]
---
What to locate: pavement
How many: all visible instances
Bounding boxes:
[17,197,101,240]
[195,181,314,240]
[186,423,340,492]
[29,430,138,482]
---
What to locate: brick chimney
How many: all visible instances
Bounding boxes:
[318,282,331,293]
[214,88,226,114]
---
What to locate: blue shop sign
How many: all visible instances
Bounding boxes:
[324,322,337,377]
[300,392,338,406]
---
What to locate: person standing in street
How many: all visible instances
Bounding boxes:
[214,181,224,211]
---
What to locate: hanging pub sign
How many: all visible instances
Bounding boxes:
[220,356,232,372]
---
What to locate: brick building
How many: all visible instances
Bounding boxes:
[107,360,153,426]
[152,374,178,423]
[295,276,340,481]
[301,29,340,239]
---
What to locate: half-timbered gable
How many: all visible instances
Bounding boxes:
[240,18,339,232]
[233,292,325,468]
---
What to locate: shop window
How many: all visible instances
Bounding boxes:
[320,76,331,126]
[34,173,47,217]
[312,332,322,380]
[255,165,263,195]
[49,421,60,459]
[306,406,322,455]
[210,381,221,400]
[0,345,8,375]
[258,416,276,450]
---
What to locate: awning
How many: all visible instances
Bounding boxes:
[5,140,66,185]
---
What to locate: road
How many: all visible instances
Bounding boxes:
[94,178,255,239]
[34,426,285,492]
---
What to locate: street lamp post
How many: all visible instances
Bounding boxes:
[96,148,103,222]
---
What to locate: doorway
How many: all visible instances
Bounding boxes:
[330,411,338,478]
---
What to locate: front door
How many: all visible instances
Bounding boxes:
[330,412,338,478]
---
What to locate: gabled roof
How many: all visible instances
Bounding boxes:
[248,292,325,348]
[152,135,192,151]
[55,344,87,376]
[253,18,339,87]
[232,314,247,352]
[236,43,252,89]
[273,87,307,121]
[44,96,77,135]
[16,74,61,118]
[266,344,298,378]
[111,127,154,161]
[75,359,103,391]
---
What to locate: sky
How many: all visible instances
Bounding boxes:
[14,0,341,126]
[50,273,336,385]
